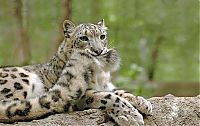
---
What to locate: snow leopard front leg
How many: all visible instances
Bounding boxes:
[99,82,152,115]
[94,49,152,115]
[113,89,152,115]
[101,82,152,115]
[79,89,144,126]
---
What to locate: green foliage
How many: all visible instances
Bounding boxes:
[114,63,154,97]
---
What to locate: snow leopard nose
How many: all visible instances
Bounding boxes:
[90,47,103,55]
[94,50,103,55]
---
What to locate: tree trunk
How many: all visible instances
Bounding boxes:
[14,0,31,65]
[0,94,199,126]
[50,0,72,56]
[148,35,163,81]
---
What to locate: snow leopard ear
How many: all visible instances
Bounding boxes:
[63,20,75,38]
[97,19,107,30]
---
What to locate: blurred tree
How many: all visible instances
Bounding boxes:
[0,0,198,92]
[50,0,71,55]
[14,0,31,65]
[147,35,163,81]
[91,0,102,22]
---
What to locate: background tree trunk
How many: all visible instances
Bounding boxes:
[50,0,72,56]
[14,0,31,65]
[147,35,163,81]
[0,95,199,126]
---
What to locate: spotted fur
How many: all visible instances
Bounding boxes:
[0,20,152,125]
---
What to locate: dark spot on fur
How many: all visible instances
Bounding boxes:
[0,79,7,85]
[86,97,94,104]
[86,88,92,91]
[14,82,23,90]
[83,71,90,84]
[11,68,18,72]
[22,79,29,85]
[23,91,27,99]
[32,84,35,92]
[5,93,13,98]
[2,100,10,105]
[2,68,9,72]
[14,98,19,100]
[101,100,107,105]
[99,106,106,110]
[10,74,17,79]
[15,101,32,116]
[1,88,11,94]
[69,95,75,100]
[63,71,75,82]
[75,89,82,100]
[65,63,74,67]
[24,68,31,72]
[113,89,117,91]
[111,109,115,114]
[124,91,130,94]
[113,104,119,107]
[105,51,112,62]
[104,94,112,99]
[51,90,61,102]
[134,114,138,117]
[19,73,29,77]
[115,97,120,103]
[83,66,94,84]
[0,72,8,78]
[57,82,70,89]
[79,52,92,59]
[91,91,97,94]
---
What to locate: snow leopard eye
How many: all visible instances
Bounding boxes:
[100,35,106,40]
[79,36,89,41]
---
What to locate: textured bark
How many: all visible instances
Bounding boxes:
[0,94,199,126]
[14,0,31,65]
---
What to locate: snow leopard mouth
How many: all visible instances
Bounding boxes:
[85,48,108,56]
